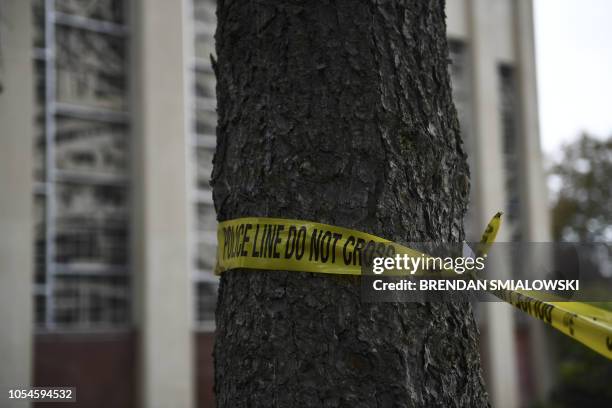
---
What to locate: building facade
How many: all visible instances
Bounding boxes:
[0,1,550,407]
[446,2,552,407]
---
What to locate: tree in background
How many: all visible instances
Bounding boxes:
[544,133,612,408]
[211,1,489,406]
[551,134,612,242]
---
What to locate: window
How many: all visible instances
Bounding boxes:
[448,40,476,239]
[32,0,131,330]
[498,64,523,243]
[190,0,219,330]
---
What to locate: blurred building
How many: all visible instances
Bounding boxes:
[0,0,550,407]
[447,2,553,408]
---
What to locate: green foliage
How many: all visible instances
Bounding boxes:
[540,133,612,408]
[550,134,612,242]
[544,326,612,408]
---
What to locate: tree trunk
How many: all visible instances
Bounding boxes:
[212,1,489,407]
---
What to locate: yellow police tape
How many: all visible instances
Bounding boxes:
[493,289,612,359]
[217,217,426,276]
[478,214,612,359]
[216,213,612,360]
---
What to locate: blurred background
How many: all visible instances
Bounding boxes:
[0,0,610,407]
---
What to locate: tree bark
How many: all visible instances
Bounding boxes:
[212,1,489,407]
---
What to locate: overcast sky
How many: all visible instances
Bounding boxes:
[534,0,612,156]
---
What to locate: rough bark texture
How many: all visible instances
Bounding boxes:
[212,1,489,407]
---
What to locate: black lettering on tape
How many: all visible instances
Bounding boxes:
[343,236,355,265]
[273,225,284,258]
[296,226,307,260]
[285,226,297,259]
[252,224,261,257]
[241,224,252,257]
[331,233,342,263]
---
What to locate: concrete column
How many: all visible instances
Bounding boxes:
[0,0,34,406]
[469,1,520,407]
[131,0,194,407]
[515,0,554,400]
[515,0,551,243]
